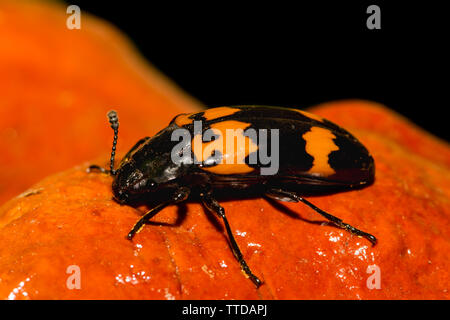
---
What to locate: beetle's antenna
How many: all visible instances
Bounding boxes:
[107,110,119,176]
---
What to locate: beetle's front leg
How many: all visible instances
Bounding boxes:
[200,191,262,288]
[86,164,111,174]
[127,187,190,240]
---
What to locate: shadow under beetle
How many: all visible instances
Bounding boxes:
[88,106,377,288]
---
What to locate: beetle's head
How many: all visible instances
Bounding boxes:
[112,164,156,204]
[111,126,187,205]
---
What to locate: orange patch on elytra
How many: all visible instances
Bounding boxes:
[174,113,193,127]
[302,127,339,176]
[192,120,258,175]
[202,107,240,121]
[174,107,240,127]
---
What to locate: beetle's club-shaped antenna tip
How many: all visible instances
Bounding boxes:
[107,110,119,175]
[108,110,119,129]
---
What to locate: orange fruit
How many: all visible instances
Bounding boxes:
[0,101,449,299]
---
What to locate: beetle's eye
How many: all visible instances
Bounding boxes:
[139,179,148,188]
[133,178,147,191]
[135,179,156,190]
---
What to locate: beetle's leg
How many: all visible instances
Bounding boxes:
[265,188,377,246]
[126,202,170,240]
[200,191,262,288]
[86,164,110,174]
[127,187,190,240]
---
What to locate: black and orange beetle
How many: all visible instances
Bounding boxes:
[88,105,377,288]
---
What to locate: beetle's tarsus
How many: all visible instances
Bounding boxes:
[340,222,377,246]
[87,164,110,175]
[126,232,135,241]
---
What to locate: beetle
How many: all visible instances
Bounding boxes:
[88,105,377,288]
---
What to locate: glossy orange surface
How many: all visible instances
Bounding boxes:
[0,101,449,299]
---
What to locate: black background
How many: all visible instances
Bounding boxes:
[71,1,448,140]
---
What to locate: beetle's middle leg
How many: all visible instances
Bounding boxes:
[265,188,377,246]
[200,191,262,288]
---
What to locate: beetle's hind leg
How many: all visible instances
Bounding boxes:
[265,188,377,246]
[200,191,262,288]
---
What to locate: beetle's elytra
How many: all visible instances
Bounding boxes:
[89,105,377,288]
